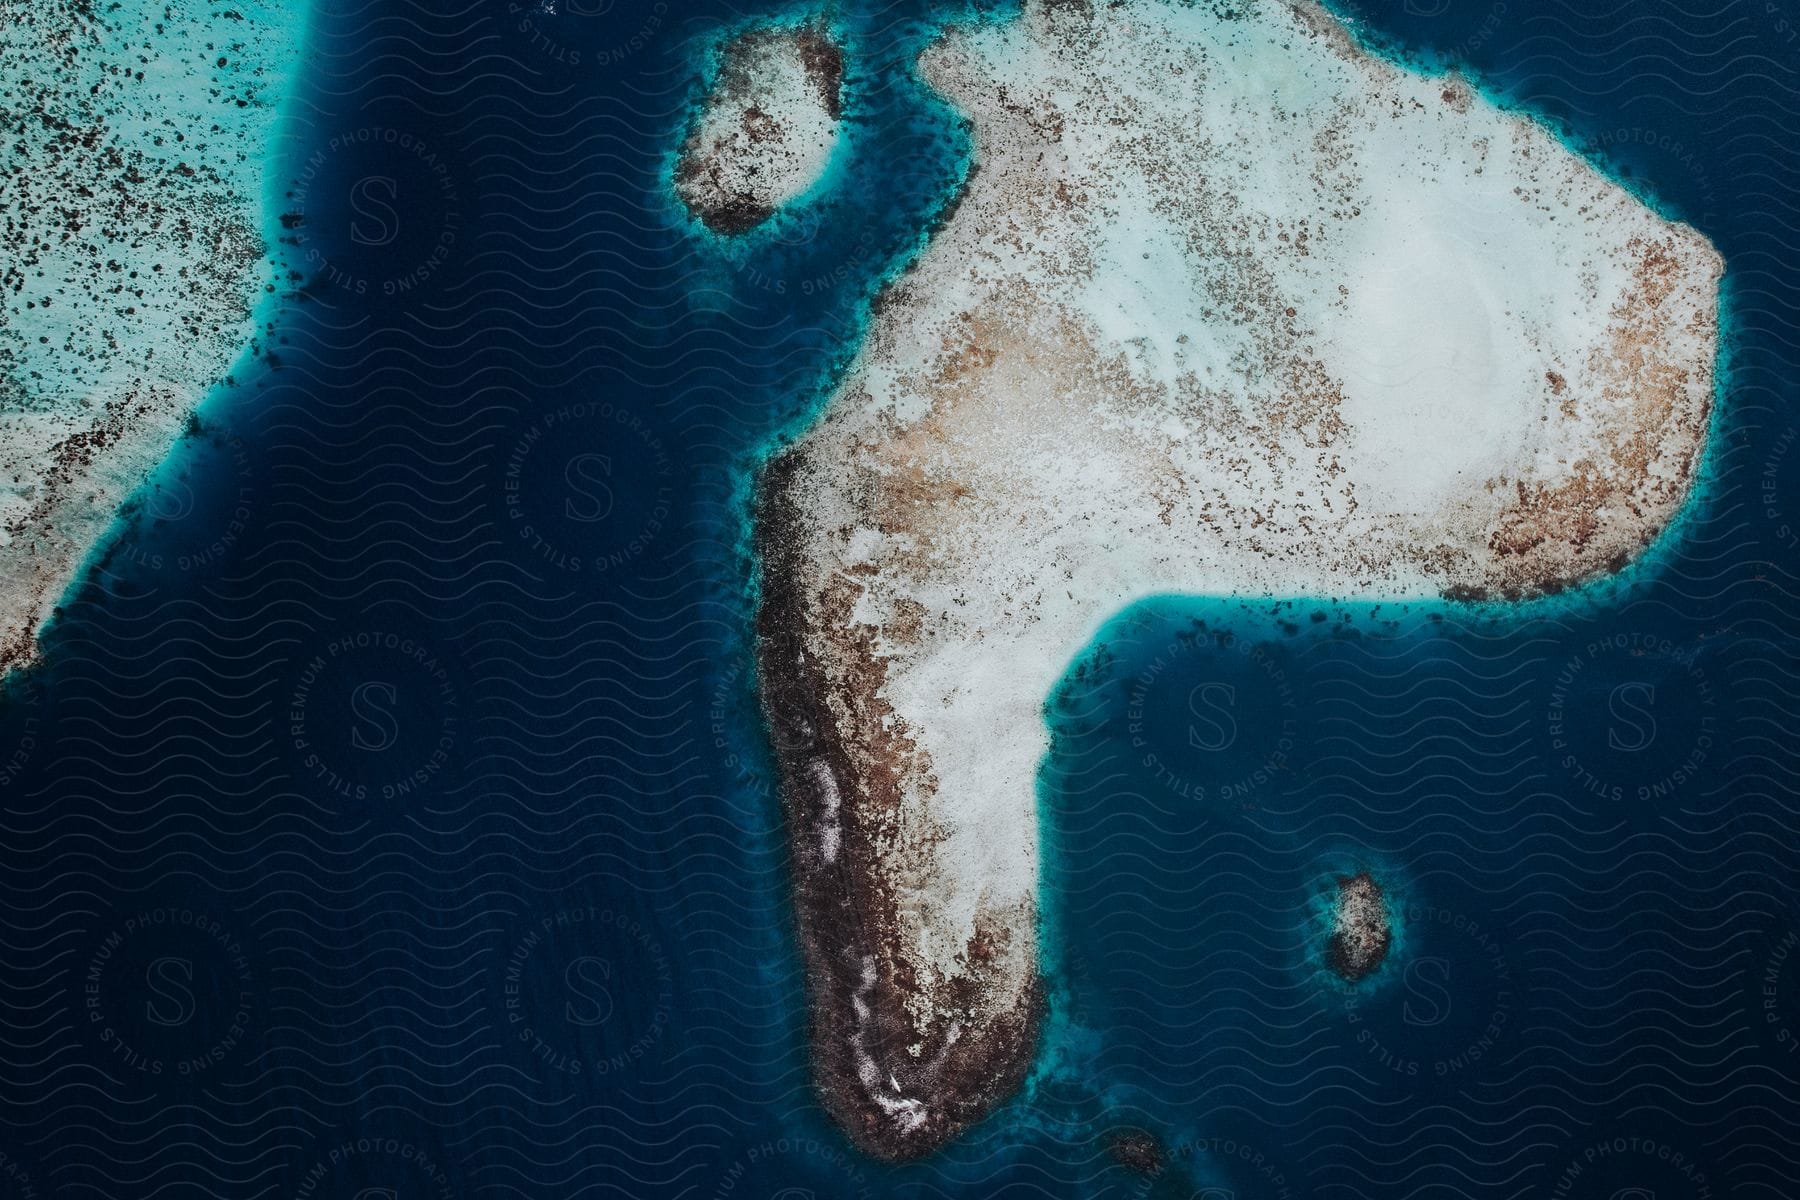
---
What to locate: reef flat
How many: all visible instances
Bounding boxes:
[0,0,302,675]
[755,0,1721,1160]
[674,22,845,234]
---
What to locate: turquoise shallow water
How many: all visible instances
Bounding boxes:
[0,0,307,405]
[1,0,1797,1197]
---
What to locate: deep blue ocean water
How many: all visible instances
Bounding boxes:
[2,0,1798,1196]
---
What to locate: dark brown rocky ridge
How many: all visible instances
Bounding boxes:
[753,449,1045,1161]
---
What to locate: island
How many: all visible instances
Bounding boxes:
[0,0,301,677]
[674,22,845,234]
[754,0,1722,1161]
[1326,872,1393,984]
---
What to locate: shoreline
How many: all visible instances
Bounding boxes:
[749,0,1733,611]
[746,0,1724,1159]
[670,13,854,239]
[754,448,1046,1161]
[0,0,313,680]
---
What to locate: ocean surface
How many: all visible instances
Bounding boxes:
[2,0,1798,1196]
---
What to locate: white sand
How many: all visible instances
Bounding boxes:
[766,0,1721,1072]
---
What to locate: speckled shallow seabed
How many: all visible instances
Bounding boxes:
[0,0,1792,1197]
[0,0,308,671]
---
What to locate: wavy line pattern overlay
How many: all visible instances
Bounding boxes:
[1,0,1798,1196]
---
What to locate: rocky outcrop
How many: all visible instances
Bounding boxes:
[1326,872,1393,984]
[675,24,844,234]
